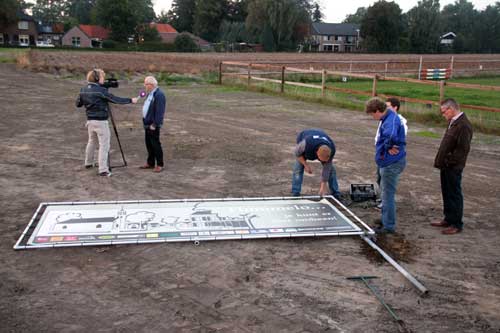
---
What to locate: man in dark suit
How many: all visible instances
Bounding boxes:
[140,76,166,173]
[432,98,473,235]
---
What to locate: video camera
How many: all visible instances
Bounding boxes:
[100,78,119,89]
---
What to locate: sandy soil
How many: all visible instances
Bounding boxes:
[0,63,499,332]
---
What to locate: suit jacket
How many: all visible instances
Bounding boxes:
[434,113,473,170]
[143,88,166,128]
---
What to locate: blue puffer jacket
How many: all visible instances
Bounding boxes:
[375,109,406,167]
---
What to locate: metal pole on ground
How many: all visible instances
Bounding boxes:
[361,235,429,295]
[347,275,410,333]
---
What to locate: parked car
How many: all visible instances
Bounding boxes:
[36,41,55,47]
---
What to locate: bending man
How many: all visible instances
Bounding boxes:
[291,129,340,198]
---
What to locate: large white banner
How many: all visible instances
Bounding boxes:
[15,197,366,249]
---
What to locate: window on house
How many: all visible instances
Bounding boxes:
[346,36,352,43]
[72,36,80,47]
[19,35,29,46]
[18,21,29,30]
[0,35,3,44]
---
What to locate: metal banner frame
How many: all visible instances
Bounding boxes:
[14,196,374,250]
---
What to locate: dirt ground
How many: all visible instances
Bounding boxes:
[1,63,499,332]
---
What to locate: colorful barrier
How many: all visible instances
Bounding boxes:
[420,68,452,80]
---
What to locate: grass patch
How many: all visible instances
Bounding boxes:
[220,74,500,135]
[414,131,441,139]
[156,72,203,86]
[0,48,28,63]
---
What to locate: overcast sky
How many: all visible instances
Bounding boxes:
[153,0,497,23]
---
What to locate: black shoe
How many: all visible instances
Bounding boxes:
[99,171,112,177]
[85,165,94,169]
[374,226,394,234]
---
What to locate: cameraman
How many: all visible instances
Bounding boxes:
[76,69,138,177]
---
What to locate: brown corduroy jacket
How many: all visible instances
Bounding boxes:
[434,113,473,170]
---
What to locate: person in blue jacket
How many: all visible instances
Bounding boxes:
[291,129,341,198]
[139,76,166,173]
[365,97,406,234]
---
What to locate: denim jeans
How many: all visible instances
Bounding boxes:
[379,158,406,231]
[291,161,340,197]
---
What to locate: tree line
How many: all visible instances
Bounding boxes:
[346,0,500,53]
[1,0,499,53]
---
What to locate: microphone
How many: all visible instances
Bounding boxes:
[137,91,146,99]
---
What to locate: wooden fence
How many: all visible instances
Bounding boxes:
[218,61,500,114]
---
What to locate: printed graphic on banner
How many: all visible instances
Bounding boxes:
[16,198,363,249]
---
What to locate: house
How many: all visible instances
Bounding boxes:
[309,23,361,53]
[37,23,64,46]
[149,23,210,50]
[62,24,110,48]
[150,23,178,43]
[0,11,38,47]
[440,32,456,46]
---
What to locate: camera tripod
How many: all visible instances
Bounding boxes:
[108,105,127,169]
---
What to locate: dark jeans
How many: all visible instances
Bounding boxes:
[440,168,464,229]
[145,128,163,167]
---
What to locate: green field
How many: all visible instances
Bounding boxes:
[222,73,500,135]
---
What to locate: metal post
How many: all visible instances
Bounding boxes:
[361,235,429,295]
[439,80,445,105]
[218,62,222,85]
[418,56,423,80]
[349,60,353,72]
[321,69,326,97]
[281,66,285,93]
[385,61,388,76]
[372,75,378,97]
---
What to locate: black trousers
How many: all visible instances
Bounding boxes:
[145,128,163,167]
[440,168,464,229]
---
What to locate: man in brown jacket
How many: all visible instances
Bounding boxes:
[431,98,473,235]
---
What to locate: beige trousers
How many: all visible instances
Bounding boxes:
[85,120,110,173]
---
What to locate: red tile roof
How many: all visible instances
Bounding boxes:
[150,23,177,33]
[79,24,110,39]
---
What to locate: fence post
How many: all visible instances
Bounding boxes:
[439,80,445,105]
[385,61,388,76]
[321,69,326,97]
[450,56,454,79]
[418,56,423,80]
[247,63,251,87]
[372,75,378,97]
[218,62,222,85]
[281,66,285,93]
